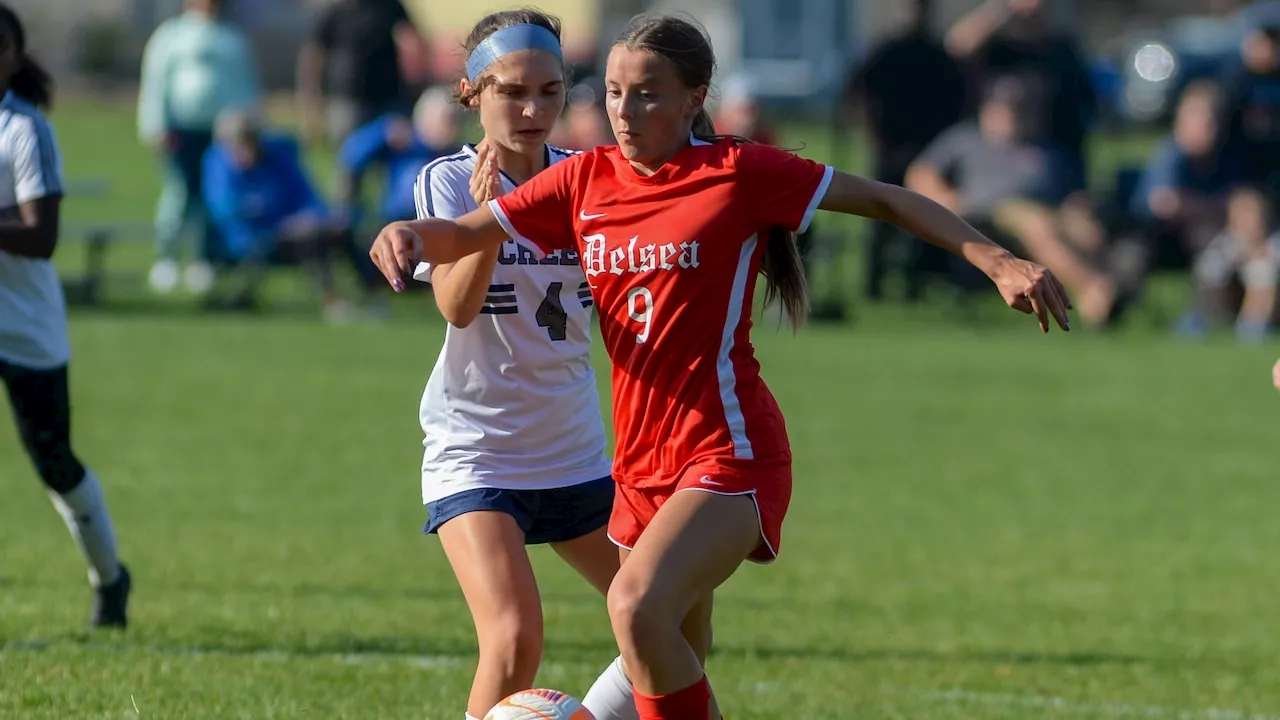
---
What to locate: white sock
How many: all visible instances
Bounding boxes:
[582,655,638,720]
[465,714,481,720]
[48,470,120,587]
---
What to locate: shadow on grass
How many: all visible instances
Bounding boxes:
[3,632,1149,671]
[709,643,1148,668]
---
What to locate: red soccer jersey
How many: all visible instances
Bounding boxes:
[490,138,833,489]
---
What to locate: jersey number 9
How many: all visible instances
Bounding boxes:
[627,287,653,344]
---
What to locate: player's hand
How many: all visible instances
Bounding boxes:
[1272,358,1280,391]
[988,255,1072,332]
[370,222,423,292]
[468,140,504,205]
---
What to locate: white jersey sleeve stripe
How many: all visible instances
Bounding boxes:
[717,233,758,459]
[13,116,62,204]
[487,198,546,258]
[412,151,472,282]
[34,119,62,196]
[798,164,834,234]
[414,166,429,220]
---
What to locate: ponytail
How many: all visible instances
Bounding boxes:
[12,54,52,109]
[692,108,717,140]
[0,4,52,109]
[692,107,809,330]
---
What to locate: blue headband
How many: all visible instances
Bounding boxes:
[465,24,563,82]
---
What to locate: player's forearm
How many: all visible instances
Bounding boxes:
[431,247,502,327]
[403,208,508,265]
[885,187,1010,275]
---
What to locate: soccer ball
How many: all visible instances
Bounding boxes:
[484,689,595,720]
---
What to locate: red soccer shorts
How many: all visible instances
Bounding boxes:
[608,456,793,564]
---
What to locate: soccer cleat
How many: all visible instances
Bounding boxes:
[91,563,131,629]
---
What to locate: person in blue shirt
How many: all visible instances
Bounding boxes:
[336,86,460,228]
[202,110,381,319]
[1132,81,1242,267]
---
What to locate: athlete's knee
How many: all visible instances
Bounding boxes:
[607,569,681,646]
[476,610,544,683]
[21,429,85,494]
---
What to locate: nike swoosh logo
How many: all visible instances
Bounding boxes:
[698,476,722,486]
[579,210,607,220]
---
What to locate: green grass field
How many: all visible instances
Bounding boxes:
[2,101,1279,718]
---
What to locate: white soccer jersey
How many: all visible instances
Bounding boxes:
[413,144,612,504]
[0,91,68,370]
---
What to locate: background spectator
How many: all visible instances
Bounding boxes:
[845,0,966,301]
[1132,81,1242,268]
[549,80,614,151]
[908,77,1120,327]
[1180,187,1280,340]
[1217,19,1280,194]
[714,73,779,145]
[336,85,461,228]
[202,110,383,321]
[947,0,1096,184]
[295,0,426,148]
[137,0,260,297]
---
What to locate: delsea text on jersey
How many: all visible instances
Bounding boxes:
[581,235,701,278]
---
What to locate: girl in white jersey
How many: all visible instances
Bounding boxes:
[410,11,639,719]
[0,4,130,628]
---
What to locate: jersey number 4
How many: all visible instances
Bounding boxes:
[536,282,569,342]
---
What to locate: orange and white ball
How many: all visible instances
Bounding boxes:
[484,689,595,720]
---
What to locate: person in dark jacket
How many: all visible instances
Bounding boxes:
[846,0,966,300]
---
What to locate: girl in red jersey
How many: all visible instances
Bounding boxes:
[372,15,1071,720]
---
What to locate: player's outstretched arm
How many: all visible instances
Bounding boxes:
[370,206,508,292]
[818,170,1072,333]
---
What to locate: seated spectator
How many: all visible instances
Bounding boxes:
[1132,81,1242,266]
[1180,187,1280,341]
[337,86,460,227]
[202,110,383,319]
[907,77,1121,327]
[713,74,778,145]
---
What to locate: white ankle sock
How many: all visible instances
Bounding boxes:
[582,655,638,720]
[48,470,120,587]
[465,714,481,720]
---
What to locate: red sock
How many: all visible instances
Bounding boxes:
[633,675,711,720]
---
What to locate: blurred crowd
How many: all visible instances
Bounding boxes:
[130,0,1280,338]
[849,0,1280,339]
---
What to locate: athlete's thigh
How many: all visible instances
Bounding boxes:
[616,490,759,618]
[551,525,620,596]
[438,511,543,629]
[1,363,71,449]
[617,543,713,661]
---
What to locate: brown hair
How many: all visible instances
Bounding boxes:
[0,3,52,109]
[614,14,808,329]
[456,8,564,110]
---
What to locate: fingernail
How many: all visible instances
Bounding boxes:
[392,278,404,293]
[1065,321,1071,331]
